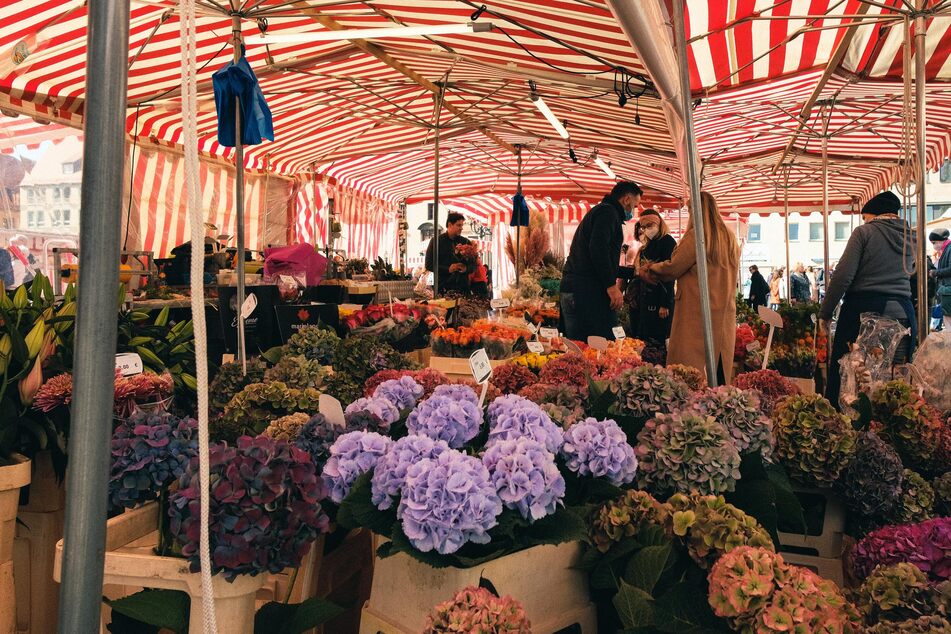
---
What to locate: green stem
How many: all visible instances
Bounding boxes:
[283,567,300,605]
[156,487,170,557]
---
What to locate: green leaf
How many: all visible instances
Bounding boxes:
[518,507,586,547]
[335,472,396,535]
[623,544,674,594]
[653,580,726,633]
[253,597,344,634]
[261,346,285,365]
[613,581,655,629]
[105,589,190,634]
[765,463,806,535]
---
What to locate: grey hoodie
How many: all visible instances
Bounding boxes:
[819,216,915,320]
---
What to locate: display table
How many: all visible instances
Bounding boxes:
[372,280,416,304]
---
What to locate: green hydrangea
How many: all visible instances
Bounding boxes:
[333,336,417,385]
[590,490,669,553]
[213,381,321,443]
[608,365,690,422]
[263,354,328,391]
[207,358,267,415]
[854,563,945,626]
[285,325,340,365]
[264,412,312,442]
[864,616,951,633]
[888,470,935,525]
[773,394,857,487]
[872,381,944,475]
[323,372,363,407]
[667,493,775,569]
[934,472,951,516]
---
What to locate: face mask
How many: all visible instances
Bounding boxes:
[624,208,634,221]
[643,227,659,239]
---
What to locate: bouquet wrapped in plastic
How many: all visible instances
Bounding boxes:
[838,313,910,412]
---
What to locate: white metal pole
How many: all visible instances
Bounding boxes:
[784,168,791,299]
[822,119,832,364]
[232,15,247,373]
[433,84,443,296]
[914,2,929,340]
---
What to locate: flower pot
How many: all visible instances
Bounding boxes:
[131,396,174,417]
[0,455,31,634]
[360,542,596,634]
[53,503,265,634]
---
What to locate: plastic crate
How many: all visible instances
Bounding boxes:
[781,552,845,588]
[778,488,845,559]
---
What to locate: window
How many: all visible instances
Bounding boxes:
[52,209,61,227]
[809,222,824,241]
[52,188,60,201]
[940,159,951,183]
[427,203,434,221]
[834,222,849,241]
[27,211,35,228]
[747,224,761,241]
[63,209,71,225]
[26,189,34,202]
[63,186,70,200]
[62,162,74,175]
[35,212,44,227]
[788,223,799,241]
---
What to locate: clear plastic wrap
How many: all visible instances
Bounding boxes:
[909,331,951,414]
[838,313,910,412]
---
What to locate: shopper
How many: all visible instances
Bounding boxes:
[806,266,819,301]
[931,227,951,330]
[768,269,783,310]
[748,265,769,310]
[790,263,812,303]
[820,191,916,409]
[642,191,739,384]
[629,209,676,362]
[424,212,472,295]
[561,181,643,340]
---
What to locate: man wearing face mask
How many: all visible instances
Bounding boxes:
[561,181,643,340]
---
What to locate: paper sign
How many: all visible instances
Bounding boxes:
[490,298,510,310]
[319,394,347,429]
[527,341,545,354]
[115,352,143,377]
[469,349,493,384]
[757,305,784,328]
[526,322,538,334]
[612,326,626,340]
[587,336,609,351]
[278,274,296,286]
[539,327,558,340]
[240,293,258,320]
[563,339,582,355]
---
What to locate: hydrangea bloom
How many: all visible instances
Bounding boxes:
[371,435,451,510]
[321,431,393,503]
[667,493,774,569]
[482,438,565,520]
[687,386,773,457]
[398,450,502,554]
[835,431,904,518]
[590,490,669,553]
[560,417,638,486]
[491,362,539,395]
[517,383,586,428]
[486,394,563,454]
[851,518,951,582]
[773,393,856,487]
[732,369,802,414]
[424,586,531,634]
[407,390,483,448]
[372,376,424,410]
[608,365,690,421]
[537,353,594,395]
[345,397,400,427]
[431,382,480,404]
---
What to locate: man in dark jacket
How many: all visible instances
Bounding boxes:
[561,181,642,340]
[425,212,472,295]
[930,227,951,330]
[820,191,916,409]
[748,265,769,310]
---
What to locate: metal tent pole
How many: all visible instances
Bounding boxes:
[822,118,833,364]
[433,83,444,297]
[672,0,718,386]
[784,168,791,299]
[231,14,248,373]
[58,2,131,631]
[914,2,929,341]
[516,145,522,285]
[310,162,319,246]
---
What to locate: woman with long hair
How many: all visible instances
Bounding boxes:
[628,209,676,364]
[769,268,783,310]
[642,191,740,384]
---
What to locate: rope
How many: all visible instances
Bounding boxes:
[179,0,218,632]
[898,15,917,278]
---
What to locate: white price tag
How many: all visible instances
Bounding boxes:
[539,327,558,340]
[490,298,510,310]
[115,353,143,377]
[563,339,583,355]
[612,326,626,340]
[468,348,492,384]
[526,322,538,334]
[240,293,258,319]
[587,336,609,351]
[527,341,545,354]
[319,394,347,429]
[278,274,296,286]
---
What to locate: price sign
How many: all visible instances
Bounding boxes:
[587,336,609,351]
[490,298,510,310]
[468,348,493,384]
[526,322,538,335]
[612,326,626,340]
[526,341,545,354]
[539,327,558,340]
[278,274,296,286]
[115,353,144,377]
[240,293,258,319]
[563,339,583,355]
[319,394,347,429]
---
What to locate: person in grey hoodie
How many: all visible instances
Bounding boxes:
[820,191,916,408]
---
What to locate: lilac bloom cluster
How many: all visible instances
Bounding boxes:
[371,434,451,510]
[373,376,424,410]
[560,417,638,486]
[321,431,393,503]
[292,411,389,470]
[345,396,400,427]
[398,450,503,554]
[486,394,563,454]
[431,383,480,404]
[482,438,565,521]
[407,387,483,448]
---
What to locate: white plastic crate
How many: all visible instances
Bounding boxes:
[778,488,846,559]
[781,552,845,588]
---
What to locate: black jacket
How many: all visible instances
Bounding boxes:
[425,232,471,293]
[562,195,626,293]
[630,234,676,340]
[790,272,811,302]
[749,271,770,305]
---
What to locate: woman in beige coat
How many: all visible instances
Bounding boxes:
[642,192,740,384]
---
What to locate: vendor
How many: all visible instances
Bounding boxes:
[425,212,472,295]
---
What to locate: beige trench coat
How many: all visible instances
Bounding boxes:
[650,228,738,384]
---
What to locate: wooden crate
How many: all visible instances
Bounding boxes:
[428,355,509,382]
[0,456,31,634]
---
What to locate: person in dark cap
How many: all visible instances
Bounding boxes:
[820,191,916,408]
[930,227,951,330]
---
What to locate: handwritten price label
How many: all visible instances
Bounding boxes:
[468,349,493,384]
[539,327,558,340]
[115,353,144,377]
[612,326,626,340]
[526,341,545,354]
[490,298,510,310]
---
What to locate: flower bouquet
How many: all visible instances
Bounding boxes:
[34,369,176,420]
[454,242,481,265]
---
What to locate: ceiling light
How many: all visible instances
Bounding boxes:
[529,92,570,140]
[594,153,616,180]
[245,22,492,45]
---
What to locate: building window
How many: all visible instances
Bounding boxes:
[52,188,60,201]
[809,222,824,241]
[26,189,34,202]
[35,212,45,227]
[834,222,849,241]
[940,159,951,183]
[63,209,71,225]
[52,209,62,227]
[427,203,434,221]
[62,162,74,175]
[27,211,35,228]
[63,186,70,200]
[747,224,761,241]
[788,223,799,241]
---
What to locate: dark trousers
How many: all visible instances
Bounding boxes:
[826,293,916,409]
[561,282,617,341]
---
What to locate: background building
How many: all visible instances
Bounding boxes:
[18,136,82,235]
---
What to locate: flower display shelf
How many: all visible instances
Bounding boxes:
[428,355,508,381]
[0,455,31,634]
[53,502,265,634]
[780,552,845,588]
[359,542,596,634]
[777,488,845,559]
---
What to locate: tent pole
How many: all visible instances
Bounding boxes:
[232,15,247,373]
[58,1,131,631]
[516,145,522,285]
[672,0,718,386]
[310,162,319,247]
[433,83,444,297]
[914,2,929,341]
[784,167,791,299]
[822,117,832,364]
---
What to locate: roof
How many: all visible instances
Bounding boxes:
[20,135,82,186]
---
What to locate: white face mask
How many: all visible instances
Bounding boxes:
[643,227,659,240]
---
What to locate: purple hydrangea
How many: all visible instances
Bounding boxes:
[322,431,393,503]
[398,450,503,554]
[291,411,387,470]
[373,376,425,410]
[560,417,638,486]
[345,397,400,427]
[431,383,480,404]
[852,517,951,582]
[486,395,563,454]
[482,438,565,521]
[407,391,484,448]
[371,434,451,510]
